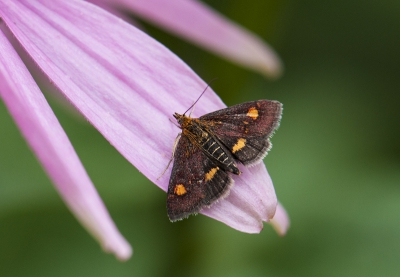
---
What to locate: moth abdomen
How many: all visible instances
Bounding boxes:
[199,134,240,175]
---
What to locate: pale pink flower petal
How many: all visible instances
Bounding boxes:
[0,29,131,260]
[270,203,290,236]
[0,0,286,237]
[92,0,283,78]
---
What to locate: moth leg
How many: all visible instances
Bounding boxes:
[168,117,180,128]
[188,102,196,117]
[157,133,181,180]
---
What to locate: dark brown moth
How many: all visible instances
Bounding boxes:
[167,99,282,221]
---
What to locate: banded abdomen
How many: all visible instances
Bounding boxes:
[186,120,240,175]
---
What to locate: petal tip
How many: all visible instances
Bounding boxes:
[102,238,133,261]
[269,203,290,236]
[256,50,284,79]
[260,61,284,79]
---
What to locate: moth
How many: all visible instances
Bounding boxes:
[166,96,282,222]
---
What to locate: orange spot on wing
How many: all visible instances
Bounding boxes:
[232,138,246,153]
[247,107,259,120]
[205,167,219,181]
[174,184,187,195]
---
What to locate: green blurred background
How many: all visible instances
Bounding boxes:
[1,0,399,276]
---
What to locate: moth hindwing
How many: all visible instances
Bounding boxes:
[167,100,282,221]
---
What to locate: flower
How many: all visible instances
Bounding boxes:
[0,0,288,260]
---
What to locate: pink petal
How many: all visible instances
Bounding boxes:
[0,28,131,260]
[93,0,282,78]
[270,203,290,236]
[1,0,278,232]
[202,165,277,233]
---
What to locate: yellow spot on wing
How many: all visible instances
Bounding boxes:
[174,184,187,195]
[232,138,246,153]
[247,107,258,120]
[205,167,219,181]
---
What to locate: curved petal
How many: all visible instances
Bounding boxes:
[202,165,277,233]
[270,203,290,236]
[0,29,131,260]
[0,0,277,232]
[92,0,282,78]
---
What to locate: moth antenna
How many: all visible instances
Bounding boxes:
[183,78,218,116]
[157,133,181,180]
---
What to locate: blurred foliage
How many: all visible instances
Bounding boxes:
[1,0,399,276]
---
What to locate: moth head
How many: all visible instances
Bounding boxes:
[173,112,190,128]
[173,112,182,120]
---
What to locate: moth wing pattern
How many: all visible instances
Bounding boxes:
[167,134,233,221]
[200,100,282,166]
